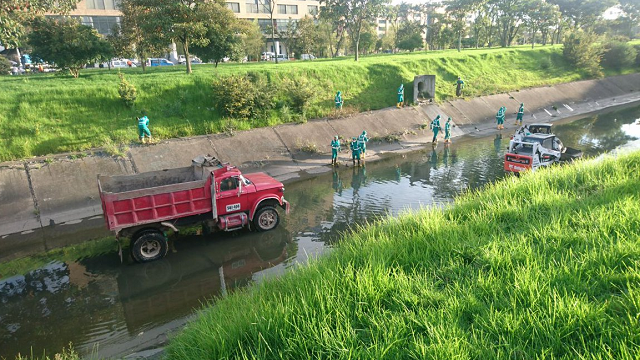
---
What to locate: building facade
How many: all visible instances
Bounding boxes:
[67,0,320,57]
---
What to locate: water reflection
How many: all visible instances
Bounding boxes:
[1,104,639,359]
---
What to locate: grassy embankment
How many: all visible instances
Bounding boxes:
[1,44,638,162]
[166,151,640,359]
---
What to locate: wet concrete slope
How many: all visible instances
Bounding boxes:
[1,73,639,239]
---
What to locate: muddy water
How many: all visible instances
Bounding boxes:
[1,105,639,359]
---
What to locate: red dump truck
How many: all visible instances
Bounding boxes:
[98,156,289,262]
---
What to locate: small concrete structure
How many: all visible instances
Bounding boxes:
[413,75,436,103]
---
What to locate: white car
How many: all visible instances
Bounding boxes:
[261,52,275,61]
[301,54,316,60]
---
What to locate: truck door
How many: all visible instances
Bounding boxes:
[216,176,248,215]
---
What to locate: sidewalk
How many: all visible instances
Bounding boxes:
[1,73,639,240]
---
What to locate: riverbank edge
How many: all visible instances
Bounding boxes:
[0,72,639,241]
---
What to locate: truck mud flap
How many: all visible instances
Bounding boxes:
[281,199,290,214]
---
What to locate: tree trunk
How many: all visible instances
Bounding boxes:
[531,30,536,49]
[458,31,462,52]
[183,41,192,74]
[355,38,360,61]
[271,19,278,64]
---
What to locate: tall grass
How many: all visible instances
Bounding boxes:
[166,151,640,359]
[0,45,636,162]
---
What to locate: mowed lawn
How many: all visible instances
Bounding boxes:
[165,150,640,359]
[0,44,636,162]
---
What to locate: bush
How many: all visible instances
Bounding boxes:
[0,56,11,76]
[118,72,137,107]
[282,77,316,116]
[212,74,274,120]
[602,41,637,70]
[563,30,603,77]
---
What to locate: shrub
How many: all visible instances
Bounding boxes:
[0,56,11,75]
[282,77,316,115]
[602,41,637,70]
[563,30,603,77]
[212,74,274,120]
[118,72,137,107]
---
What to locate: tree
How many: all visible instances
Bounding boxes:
[547,0,617,30]
[396,20,424,51]
[563,29,603,77]
[0,0,79,50]
[29,17,113,78]
[321,0,389,61]
[128,0,227,74]
[445,0,475,52]
[524,0,559,48]
[356,23,377,55]
[237,20,265,62]
[293,15,319,57]
[319,0,348,57]
[116,0,169,72]
[253,0,280,63]
[190,3,243,67]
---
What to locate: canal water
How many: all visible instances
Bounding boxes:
[1,105,639,359]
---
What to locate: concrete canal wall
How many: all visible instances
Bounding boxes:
[1,73,640,249]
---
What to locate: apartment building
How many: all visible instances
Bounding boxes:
[66,0,320,56]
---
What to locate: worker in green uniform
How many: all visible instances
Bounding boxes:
[455,76,465,97]
[431,115,441,143]
[496,106,505,130]
[350,137,361,167]
[444,117,452,143]
[335,91,343,110]
[357,130,369,159]
[397,84,404,108]
[515,103,524,126]
[137,113,152,143]
[331,135,341,166]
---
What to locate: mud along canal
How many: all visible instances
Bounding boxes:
[1,104,639,359]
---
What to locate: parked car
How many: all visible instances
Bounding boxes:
[274,54,289,61]
[261,52,275,61]
[148,58,174,66]
[178,55,203,64]
[301,54,316,60]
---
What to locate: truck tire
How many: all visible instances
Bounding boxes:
[131,230,168,263]
[254,206,279,232]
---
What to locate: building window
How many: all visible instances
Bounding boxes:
[75,16,120,35]
[378,26,386,31]
[227,2,240,13]
[275,19,297,31]
[278,4,298,14]
[86,0,120,10]
[379,20,386,25]
[307,5,318,15]
[246,2,258,13]
[258,19,272,31]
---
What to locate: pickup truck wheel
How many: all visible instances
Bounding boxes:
[254,206,279,232]
[132,231,168,263]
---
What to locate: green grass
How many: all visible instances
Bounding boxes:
[165,150,640,359]
[0,45,637,162]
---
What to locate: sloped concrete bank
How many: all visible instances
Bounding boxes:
[1,73,640,256]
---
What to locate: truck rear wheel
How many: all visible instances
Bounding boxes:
[131,230,168,263]
[254,206,279,232]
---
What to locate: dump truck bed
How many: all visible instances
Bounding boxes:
[98,167,213,232]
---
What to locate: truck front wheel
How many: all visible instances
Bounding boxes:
[254,206,279,232]
[131,230,168,263]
